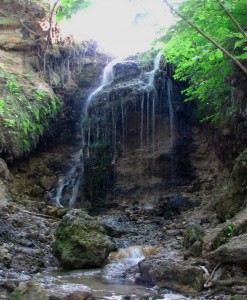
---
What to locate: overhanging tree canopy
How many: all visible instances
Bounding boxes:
[158,0,247,123]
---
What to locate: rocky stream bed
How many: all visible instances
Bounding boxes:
[0,171,247,300]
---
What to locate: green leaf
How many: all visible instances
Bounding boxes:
[215,49,223,59]
[208,54,215,61]
[157,0,245,125]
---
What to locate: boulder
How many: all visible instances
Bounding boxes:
[138,256,204,295]
[39,175,56,191]
[113,60,140,82]
[183,223,204,258]
[47,284,92,300]
[99,216,135,237]
[215,188,246,222]
[10,280,49,300]
[203,206,247,252]
[53,209,116,269]
[208,233,247,263]
[183,223,204,249]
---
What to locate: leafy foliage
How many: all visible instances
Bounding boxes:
[158,0,247,124]
[0,67,60,156]
[56,0,92,21]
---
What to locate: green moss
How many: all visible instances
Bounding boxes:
[83,144,114,208]
[183,224,204,249]
[213,222,247,250]
[138,49,159,69]
[0,67,61,158]
[53,210,115,269]
[10,288,22,299]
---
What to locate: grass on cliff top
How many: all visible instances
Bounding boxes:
[0,67,61,158]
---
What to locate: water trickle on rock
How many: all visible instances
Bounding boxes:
[167,77,175,186]
[85,57,120,116]
[52,149,83,208]
[52,51,177,208]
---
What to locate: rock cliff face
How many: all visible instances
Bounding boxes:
[0,0,57,159]
[211,69,247,169]
[0,0,110,211]
[82,53,228,216]
[0,0,109,162]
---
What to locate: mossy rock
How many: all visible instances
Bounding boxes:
[215,189,246,222]
[183,223,204,249]
[53,209,116,269]
[11,280,49,300]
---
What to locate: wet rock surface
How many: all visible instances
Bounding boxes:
[138,255,205,295]
[53,209,116,269]
[0,201,58,277]
[11,280,49,300]
[208,233,247,263]
[47,283,92,300]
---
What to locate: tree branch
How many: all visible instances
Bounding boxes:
[163,0,247,75]
[47,0,60,45]
[217,0,247,40]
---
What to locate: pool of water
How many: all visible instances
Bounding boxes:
[35,247,191,299]
[35,266,191,299]
[35,268,156,298]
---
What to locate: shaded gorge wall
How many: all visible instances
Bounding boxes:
[82,53,196,211]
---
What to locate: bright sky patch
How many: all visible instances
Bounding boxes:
[60,0,175,57]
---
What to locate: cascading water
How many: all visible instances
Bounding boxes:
[166,77,175,186]
[84,58,120,116]
[141,52,162,152]
[52,149,83,208]
[167,78,174,147]
[52,58,120,208]
[52,52,176,208]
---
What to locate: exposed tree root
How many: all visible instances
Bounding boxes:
[20,209,60,221]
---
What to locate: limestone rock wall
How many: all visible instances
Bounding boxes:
[0,0,109,161]
[82,53,227,215]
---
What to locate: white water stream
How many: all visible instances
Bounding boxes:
[141,52,162,152]
[36,246,190,299]
[53,149,83,208]
[84,57,120,116]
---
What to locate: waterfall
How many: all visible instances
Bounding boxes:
[52,58,120,208]
[52,52,175,208]
[84,58,120,115]
[52,149,83,208]
[167,78,174,147]
[142,52,162,152]
[108,246,159,263]
[166,78,175,186]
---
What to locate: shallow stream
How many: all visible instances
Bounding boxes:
[35,247,191,300]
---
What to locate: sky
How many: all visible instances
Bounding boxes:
[60,0,176,57]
